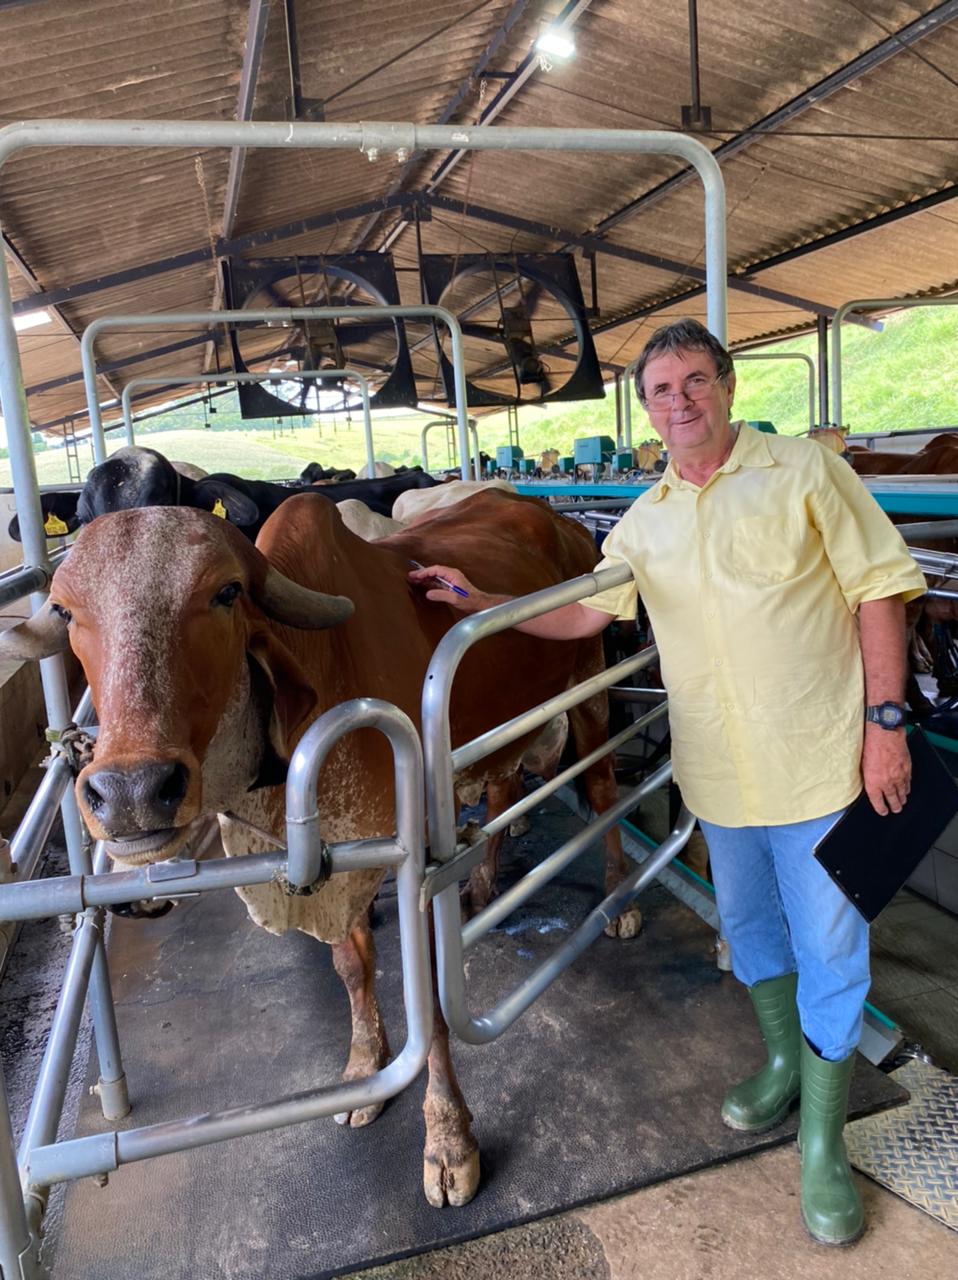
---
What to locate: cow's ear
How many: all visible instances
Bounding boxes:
[8,497,80,542]
[194,480,259,529]
[245,627,318,788]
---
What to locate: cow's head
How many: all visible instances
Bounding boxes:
[0,507,353,865]
[78,446,260,532]
[7,492,81,542]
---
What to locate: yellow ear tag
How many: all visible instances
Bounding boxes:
[211,499,228,519]
[44,513,70,536]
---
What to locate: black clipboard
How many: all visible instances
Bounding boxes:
[813,727,958,922]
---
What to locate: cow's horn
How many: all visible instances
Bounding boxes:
[256,566,354,630]
[0,602,71,661]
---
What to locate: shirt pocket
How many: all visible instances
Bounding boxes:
[731,514,805,586]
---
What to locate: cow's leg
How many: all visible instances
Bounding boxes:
[568,688,642,940]
[330,920,391,1127]
[461,773,519,917]
[422,930,480,1207]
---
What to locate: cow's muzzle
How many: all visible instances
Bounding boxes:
[79,759,192,854]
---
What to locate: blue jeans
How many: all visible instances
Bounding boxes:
[698,810,870,1061]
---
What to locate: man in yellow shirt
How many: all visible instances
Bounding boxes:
[410,318,926,1246]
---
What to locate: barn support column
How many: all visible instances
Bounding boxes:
[818,316,830,426]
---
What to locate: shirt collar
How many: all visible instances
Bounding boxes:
[649,421,774,502]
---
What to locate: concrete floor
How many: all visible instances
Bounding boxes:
[350,1145,957,1279]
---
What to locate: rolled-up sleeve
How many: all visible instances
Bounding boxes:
[581,519,639,619]
[812,447,928,610]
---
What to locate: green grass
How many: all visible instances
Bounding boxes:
[3,305,957,486]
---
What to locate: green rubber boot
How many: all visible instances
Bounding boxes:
[798,1040,865,1246]
[722,973,801,1132]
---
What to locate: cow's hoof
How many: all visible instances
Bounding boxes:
[423,1146,480,1207]
[508,814,531,838]
[334,1101,384,1128]
[604,905,642,939]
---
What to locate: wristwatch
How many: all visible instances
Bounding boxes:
[865,702,907,730]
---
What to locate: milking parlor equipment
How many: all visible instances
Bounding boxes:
[0,120,725,1277]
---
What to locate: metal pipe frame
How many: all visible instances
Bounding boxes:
[421,563,691,1043]
[80,306,473,480]
[733,352,816,431]
[17,698,432,1199]
[420,418,479,475]
[832,295,958,427]
[120,369,376,474]
[0,546,70,612]
[481,701,669,840]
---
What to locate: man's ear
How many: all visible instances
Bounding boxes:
[725,368,736,411]
[194,480,260,529]
[245,627,318,789]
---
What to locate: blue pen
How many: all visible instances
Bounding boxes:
[409,559,469,598]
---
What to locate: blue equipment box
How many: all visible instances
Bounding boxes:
[573,435,616,465]
[496,445,524,469]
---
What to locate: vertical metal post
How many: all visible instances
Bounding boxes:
[817,315,829,426]
[614,372,623,449]
[0,1065,40,1279]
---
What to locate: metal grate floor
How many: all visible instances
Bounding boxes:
[847,1058,958,1231]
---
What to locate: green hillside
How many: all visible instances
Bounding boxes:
[3,305,957,487]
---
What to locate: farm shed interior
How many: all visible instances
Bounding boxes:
[1,2,958,1277]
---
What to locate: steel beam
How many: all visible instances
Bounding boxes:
[348,0,534,252]
[24,333,212,397]
[12,193,411,317]
[222,0,272,241]
[364,0,593,259]
[424,192,848,317]
[589,0,958,237]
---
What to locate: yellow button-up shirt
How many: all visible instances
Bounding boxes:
[584,424,927,827]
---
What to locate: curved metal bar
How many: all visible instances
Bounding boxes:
[831,295,958,427]
[24,696,433,1190]
[421,560,688,1044]
[420,418,480,478]
[733,352,817,432]
[422,562,633,863]
[80,306,471,481]
[120,370,374,474]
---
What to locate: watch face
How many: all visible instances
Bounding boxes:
[878,703,904,727]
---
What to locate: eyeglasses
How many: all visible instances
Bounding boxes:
[642,372,725,410]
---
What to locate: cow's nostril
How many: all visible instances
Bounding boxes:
[83,779,105,813]
[157,762,189,808]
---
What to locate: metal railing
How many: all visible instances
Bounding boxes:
[0,698,431,1266]
[421,564,693,1045]
[831,294,958,428]
[420,417,479,476]
[81,307,475,478]
[120,370,376,475]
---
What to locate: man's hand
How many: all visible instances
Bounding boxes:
[861,724,911,815]
[407,563,484,611]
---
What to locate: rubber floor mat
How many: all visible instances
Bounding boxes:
[48,798,907,1279]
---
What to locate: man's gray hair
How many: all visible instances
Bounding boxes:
[634,318,734,402]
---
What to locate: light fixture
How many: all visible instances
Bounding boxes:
[535,28,576,60]
[13,308,52,332]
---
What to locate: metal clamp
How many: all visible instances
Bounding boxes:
[282,841,332,896]
[44,724,96,776]
[420,827,490,910]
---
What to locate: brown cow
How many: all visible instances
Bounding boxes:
[0,489,634,1208]
[848,436,958,476]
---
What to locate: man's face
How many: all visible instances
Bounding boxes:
[640,348,736,456]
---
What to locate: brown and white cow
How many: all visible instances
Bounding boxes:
[0,488,634,1209]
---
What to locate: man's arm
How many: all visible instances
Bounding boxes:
[859,596,911,816]
[407,564,611,639]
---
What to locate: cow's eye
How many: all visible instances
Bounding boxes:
[212,581,242,608]
[50,602,72,623]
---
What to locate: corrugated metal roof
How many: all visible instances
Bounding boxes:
[1,0,957,437]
